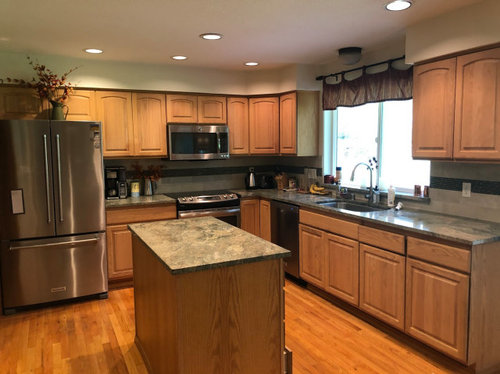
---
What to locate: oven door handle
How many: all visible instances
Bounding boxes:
[178,207,240,219]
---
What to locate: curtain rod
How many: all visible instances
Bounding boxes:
[315,55,406,81]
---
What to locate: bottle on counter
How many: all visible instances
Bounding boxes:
[335,167,342,184]
[387,185,395,207]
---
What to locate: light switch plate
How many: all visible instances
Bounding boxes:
[462,182,471,198]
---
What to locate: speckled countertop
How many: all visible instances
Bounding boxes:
[105,194,175,209]
[129,217,290,274]
[233,189,500,246]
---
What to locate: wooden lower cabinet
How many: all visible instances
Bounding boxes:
[259,199,271,241]
[359,244,405,330]
[299,224,326,289]
[240,198,260,236]
[325,233,359,306]
[405,258,469,361]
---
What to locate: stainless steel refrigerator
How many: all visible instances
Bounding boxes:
[0,119,107,314]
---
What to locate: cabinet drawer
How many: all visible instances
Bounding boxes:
[407,237,470,273]
[299,209,358,240]
[359,226,405,254]
[106,204,177,225]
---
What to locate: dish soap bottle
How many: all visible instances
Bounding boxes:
[387,185,395,207]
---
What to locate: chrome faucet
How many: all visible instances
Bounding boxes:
[350,162,375,204]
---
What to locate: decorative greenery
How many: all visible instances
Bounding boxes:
[131,163,162,181]
[1,56,78,104]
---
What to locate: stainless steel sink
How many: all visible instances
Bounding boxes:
[315,200,388,212]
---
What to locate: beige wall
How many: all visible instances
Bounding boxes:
[406,0,500,63]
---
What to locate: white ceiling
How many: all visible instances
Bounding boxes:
[0,0,482,71]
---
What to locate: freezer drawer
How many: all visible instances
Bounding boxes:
[1,232,107,311]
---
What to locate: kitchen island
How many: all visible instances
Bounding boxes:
[129,217,290,374]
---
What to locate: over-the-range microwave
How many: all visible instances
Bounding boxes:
[167,123,229,160]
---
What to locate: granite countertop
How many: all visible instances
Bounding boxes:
[105,194,176,209]
[232,189,500,246]
[129,216,290,274]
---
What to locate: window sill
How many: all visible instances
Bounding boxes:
[322,184,431,205]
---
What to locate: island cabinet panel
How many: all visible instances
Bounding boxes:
[454,47,500,160]
[325,233,359,306]
[359,244,405,330]
[65,90,95,121]
[240,198,260,236]
[106,224,134,280]
[132,93,167,156]
[0,87,47,119]
[96,91,134,157]
[299,224,326,289]
[259,199,271,241]
[412,58,456,160]
[166,94,197,123]
[227,97,249,154]
[405,258,469,362]
[133,236,284,374]
[249,97,279,154]
[198,95,226,124]
[279,92,297,154]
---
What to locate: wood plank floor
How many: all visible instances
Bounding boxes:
[0,280,471,373]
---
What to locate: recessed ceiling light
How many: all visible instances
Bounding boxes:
[200,33,223,40]
[244,62,259,67]
[84,48,103,54]
[171,55,188,60]
[0,37,10,42]
[385,0,412,11]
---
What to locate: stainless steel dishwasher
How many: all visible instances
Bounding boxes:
[271,200,300,278]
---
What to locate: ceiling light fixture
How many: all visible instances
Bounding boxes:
[84,48,103,54]
[0,37,10,42]
[200,33,223,40]
[338,47,362,65]
[171,55,188,60]
[244,62,259,66]
[385,0,412,11]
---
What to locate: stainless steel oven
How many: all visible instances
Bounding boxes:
[165,191,240,227]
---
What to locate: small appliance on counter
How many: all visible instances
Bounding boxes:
[256,174,276,189]
[105,167,127,199]
[245,167,256,189]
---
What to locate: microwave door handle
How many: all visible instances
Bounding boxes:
[217,133,221,152]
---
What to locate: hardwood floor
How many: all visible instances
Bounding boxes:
[0,281,471,373]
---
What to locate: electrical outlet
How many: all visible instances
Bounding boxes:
[462,182,471,198]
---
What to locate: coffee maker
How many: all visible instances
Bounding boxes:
[105,167,127,199]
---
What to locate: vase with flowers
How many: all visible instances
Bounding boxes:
[131,164,162,195]
[1,56,78,120]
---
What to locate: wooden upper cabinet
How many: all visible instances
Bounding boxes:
[198,96,226,124]
[227,97,249,154]
[132,93,167,156]
[454,47,500,160]
[0,87,47,119]
[65,90,95,121]
[249,97,279,154]
[96,91,134,157]
[412,58,456,160]
[280,92,297,154]
[166,94,197,123]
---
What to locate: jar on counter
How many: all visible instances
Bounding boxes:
[335,167,342,183]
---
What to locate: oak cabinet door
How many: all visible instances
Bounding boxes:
[412,58,456,159]
[325,232,359,306]
[198,96,226,124]
[259,199,271,241]
[454,47,500,160]
[96,91,134,157]
[406,258,469,361]
[240,198,260,236]
[227,97,249,154]
[132,93,167,156]
[0,87,47,119]
[249,97,279,154]
[280,92,297,154]
[166,94,197,123]
[106,224,133,281]
[65,90,95,121]
[299,224,326,289]
[360,244,405,330]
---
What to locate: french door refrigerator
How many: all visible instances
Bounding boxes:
[0,119,107,314]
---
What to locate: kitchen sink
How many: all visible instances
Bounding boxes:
[315,200,388,212]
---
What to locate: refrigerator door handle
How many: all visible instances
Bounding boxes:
[9,237,99,251]
[43,134,51,223]
[56,134,64,222]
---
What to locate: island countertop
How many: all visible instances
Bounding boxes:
[128,216,290,274]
